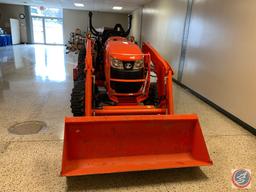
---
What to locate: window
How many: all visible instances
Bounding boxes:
[30,6,63,18]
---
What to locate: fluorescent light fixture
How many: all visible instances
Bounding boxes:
[112,6,123,10]
[74,3,84,7]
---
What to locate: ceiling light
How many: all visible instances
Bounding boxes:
[112,6,123,10]
[74,3,84,7]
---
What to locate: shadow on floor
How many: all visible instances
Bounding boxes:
[66,167,208,191]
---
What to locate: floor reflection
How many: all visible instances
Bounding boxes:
[34,45,66,82]
[0,46,14,99]
[0,44,74,105]
[0,45,69,82]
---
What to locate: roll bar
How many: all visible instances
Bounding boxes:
[88,12,100,36]
[88,11,132,37]
[125,14,133,36]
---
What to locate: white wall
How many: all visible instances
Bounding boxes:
[131,8,142,45]
[182,0,256,128]
[63,9,128,44]
[141,0,188,79]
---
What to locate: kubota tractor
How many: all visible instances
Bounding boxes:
[61,12,212,176]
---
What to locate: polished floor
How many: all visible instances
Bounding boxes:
[0,45,255,191]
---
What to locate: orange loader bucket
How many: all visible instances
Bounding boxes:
[61,114,212,176]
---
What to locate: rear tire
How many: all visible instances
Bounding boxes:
[71,80,85,116]
[77,47,86,81]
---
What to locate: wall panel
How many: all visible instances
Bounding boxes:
[131,8,142,44]
[0,3,27,43]
[141,0,188,79]
[182,0,256,128]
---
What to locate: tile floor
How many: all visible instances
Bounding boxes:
[0,45,255,191]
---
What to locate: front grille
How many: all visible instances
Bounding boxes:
[110,68,144,79]
[110,82,143,93]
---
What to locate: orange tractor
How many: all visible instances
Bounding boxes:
[61,12,212,176]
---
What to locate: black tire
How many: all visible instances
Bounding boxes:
[70,79,99,116]
[77,47,86,81]
[144,83,158,106]
[70,80,85,116]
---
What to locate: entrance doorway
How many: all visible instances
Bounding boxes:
[31,6,63,45]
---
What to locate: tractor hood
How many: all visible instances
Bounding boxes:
[106,38,143,61]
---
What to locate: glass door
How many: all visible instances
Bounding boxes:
[44,18,63,44]
[32,17,45,43]
[31,6,63,45]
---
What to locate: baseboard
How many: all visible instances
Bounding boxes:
[173,79,256,136]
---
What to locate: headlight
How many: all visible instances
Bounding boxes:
[134,59,144,69]
[111,58,123,69]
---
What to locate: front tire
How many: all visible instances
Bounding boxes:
[70,80,85,116]
[77,47,86,81]
[144,83,158,106]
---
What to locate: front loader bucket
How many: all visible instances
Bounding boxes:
[61,115,212,176]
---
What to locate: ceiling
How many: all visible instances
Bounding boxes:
[0,0,152,13]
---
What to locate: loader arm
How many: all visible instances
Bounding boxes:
[142,42,174,114]
[84,38,93,116]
